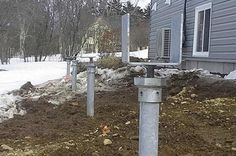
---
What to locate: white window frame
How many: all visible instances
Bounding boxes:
[165,0,171,5]
[193,3,212,57]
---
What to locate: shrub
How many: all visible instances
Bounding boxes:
[97,55,124,70]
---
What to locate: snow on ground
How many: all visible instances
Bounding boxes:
[77,53,100,62]
[115,49,148,59]
[0,61,67,94]
[9,55,62,64]
[77,49,148,62]
[0,58,67,122]
[0,94,25,123]
[225,70,236,79]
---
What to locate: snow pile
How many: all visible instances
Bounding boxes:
[72,67,129,94]
[156,68,181,77]
[155,68,218,78]
[97,67,128,82]
[26,67,130,106]
[225,70,236,79]
[0,94,25,123]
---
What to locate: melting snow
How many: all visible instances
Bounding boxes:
[0,62,67,94]
[225,70,236,79]
[0,94,25,123]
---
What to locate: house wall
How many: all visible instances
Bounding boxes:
[149,0,236,73]
[210,0,236,59]
[149,0,184,59]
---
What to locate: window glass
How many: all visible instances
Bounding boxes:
[203,9,211,52]
[197,11,204,52]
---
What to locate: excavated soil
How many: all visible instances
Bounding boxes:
[0,72,236,156]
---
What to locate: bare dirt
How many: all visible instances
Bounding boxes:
[0,72,236,156]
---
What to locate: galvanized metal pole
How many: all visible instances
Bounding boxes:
[66,60,71,76]
[134,77,166,156]
[72,60,78,91]
[87,58,96,117]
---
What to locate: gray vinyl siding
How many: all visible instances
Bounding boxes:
[149,0,184,59]
[149,0,236,62]
[210,0,236,59]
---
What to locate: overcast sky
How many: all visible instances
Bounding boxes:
[120,0,151,8]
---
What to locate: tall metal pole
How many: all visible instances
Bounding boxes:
[66,60,71,76]
[72,60,78,91]
[134,77,166,156]
[87,57,96,117]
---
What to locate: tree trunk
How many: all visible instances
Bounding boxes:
[19,18,26,62]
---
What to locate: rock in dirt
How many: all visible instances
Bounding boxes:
[103,139,112,145]
[114,126,120,130]
[101,125,111,135]
[232,147,236,151]
[92,152,100,156]
[125,121,131,125]
[118,147,123,151]
[1,144,13,151]
[181,101,188,105]
[190,94,198,98]
[20,81,35,92]
[24,150,34,155]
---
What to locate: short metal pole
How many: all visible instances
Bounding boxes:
[87,58,96,117]
[72,60,78,91]
[134,77,166,156]
[66,60,71,76]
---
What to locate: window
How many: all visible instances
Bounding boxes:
[193,3,212,57]
[162,28,171,57]
[165,0,171,5]
[152,2,157,11]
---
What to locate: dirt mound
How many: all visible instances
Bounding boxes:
[0,71,235,156]
[168,71,236,100]
[167,71,200,96]
[0,88,139,156]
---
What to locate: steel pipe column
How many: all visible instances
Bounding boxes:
[72,60,78,91]
[87,58,96,117]
[66,60,71,76]
[134,77,166,156]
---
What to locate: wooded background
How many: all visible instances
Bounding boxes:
[0,0,150,64]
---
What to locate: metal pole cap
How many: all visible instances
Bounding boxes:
[134,77,166,88]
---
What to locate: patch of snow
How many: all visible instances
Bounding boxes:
[225,70,236,79]
[9,55,62,64]
[0,94,25,123]
[156,68,217,78]
[130,66,145,73]
[73,67,129,94]
[77,53,100,62]
[115,49,148,59]
[156,68,182,77]
[97,67,129,84]
[0,62,67,94]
